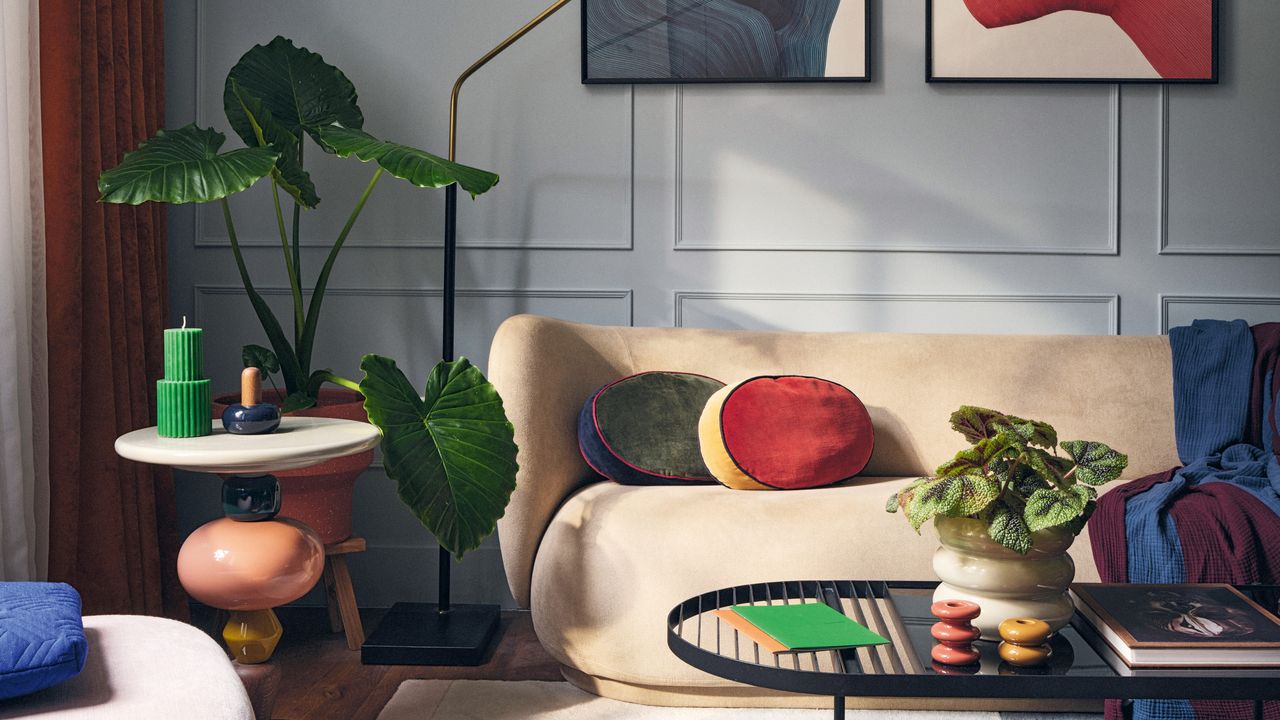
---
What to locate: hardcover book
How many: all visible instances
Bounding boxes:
[712,602,889,654]
[1071,583,1280,667]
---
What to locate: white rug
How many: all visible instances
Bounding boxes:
[376,680,1102,720]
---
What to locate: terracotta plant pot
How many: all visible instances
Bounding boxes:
[931,516,1077,641]
[213,388,373,545]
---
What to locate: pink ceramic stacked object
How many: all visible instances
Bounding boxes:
[930,599,982,666]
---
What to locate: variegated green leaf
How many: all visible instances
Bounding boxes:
[989,502,1033,554]
[906,478,959,532]
[1023,486,1088,532]
[945,474,1001,517]
[1061,440,1129,486]
[996,416,1058,449]
[949,406,1008,443]
[1025,447,1074,485]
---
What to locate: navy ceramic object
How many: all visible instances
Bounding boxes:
[222,402,281,434]
[222,474,281,521]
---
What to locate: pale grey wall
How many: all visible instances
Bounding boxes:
[165,0,1280,608]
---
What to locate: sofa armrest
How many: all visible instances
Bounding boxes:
[488,315,633,608]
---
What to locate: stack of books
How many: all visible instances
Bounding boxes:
[1071,583,1280,668]
[712,602,890,654]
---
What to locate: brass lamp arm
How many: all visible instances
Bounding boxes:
[448,0,575,161]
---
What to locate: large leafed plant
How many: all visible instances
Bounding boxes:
[886,406,1128,554]
[97,37,516,558]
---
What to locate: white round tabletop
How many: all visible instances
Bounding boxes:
[114,417,382,474]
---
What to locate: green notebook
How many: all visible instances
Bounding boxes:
[729,602,890,652]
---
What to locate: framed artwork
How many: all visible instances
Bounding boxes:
[582,0,871,84]
[926,0,1218,83]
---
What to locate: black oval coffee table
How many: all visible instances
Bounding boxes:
[667,580,1280,720]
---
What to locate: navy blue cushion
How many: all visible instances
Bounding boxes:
[0,582,88,700]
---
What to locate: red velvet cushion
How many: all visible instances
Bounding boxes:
[717,376,874,490]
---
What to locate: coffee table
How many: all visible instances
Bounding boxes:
[667,580,1280,720]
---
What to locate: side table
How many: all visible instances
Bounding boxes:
[115,417,381,715]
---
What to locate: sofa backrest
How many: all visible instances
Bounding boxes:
[488,314,1179,607]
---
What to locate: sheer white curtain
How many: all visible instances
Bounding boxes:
[0,0,47,581]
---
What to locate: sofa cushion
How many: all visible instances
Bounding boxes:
[0,615,253,719]
[578,371,725,485]
[699,376,874,490]
[0,583,88,701]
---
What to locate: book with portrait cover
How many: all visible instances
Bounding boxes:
[1071,583,1280,667]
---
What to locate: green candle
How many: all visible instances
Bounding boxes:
[157,317,211,438]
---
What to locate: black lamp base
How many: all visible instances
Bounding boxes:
[361,602,500,666]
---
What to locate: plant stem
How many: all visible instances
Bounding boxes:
[221,198,305,394]
[321,371,362,394]
[293,141,303,284]
[271,178,306,348]
[297,168,385,373]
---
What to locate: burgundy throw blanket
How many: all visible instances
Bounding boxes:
[1090,323,1280,720]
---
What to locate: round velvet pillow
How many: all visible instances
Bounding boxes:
[699,375,874,490]
[578,371,727,485]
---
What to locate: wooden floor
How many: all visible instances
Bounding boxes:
[197,607,564,720]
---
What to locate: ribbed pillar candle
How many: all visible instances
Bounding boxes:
[157,320,211,437]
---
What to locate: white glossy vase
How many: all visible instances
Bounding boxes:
[932,516,1076,641]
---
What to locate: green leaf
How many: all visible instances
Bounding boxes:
[989,502,1033,554]
[225,79,319,208]
[995,416,1058,449]
[1064,499,1098,536]
[281,391,317,413]
[1061,440,1129,486]
[1025,447,1074,485]
[1023,486,1088,532]
[949,406,1008,444]
[241,344,280,374]
[944,474,1001,517]
[887,477,929,514]
[317,126,500,198]
[98,125,277,205]
[305,369,333,397]
[224,36,363,148]
[906,478,958,532]
[360,355,519,559]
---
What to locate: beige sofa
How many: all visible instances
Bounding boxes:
[489,314,1180,709]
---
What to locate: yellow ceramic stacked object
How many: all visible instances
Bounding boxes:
[998,617,1053,667]
[224,610,283,664]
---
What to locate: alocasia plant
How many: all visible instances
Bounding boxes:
[886,406,1128,554]
[97,37,516,559]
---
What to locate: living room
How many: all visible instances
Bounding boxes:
[1,0,1277,719]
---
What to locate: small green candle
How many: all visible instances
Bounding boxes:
[157,317,211,438]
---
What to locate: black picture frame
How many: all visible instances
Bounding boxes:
[925,0,1219,84]
[581,0,872,85]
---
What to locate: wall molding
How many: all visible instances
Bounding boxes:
[192,0,634,251]
[194,284,635,326]
[1159,294,1280,333]
[1158,87,1280,256]
[672,85,1121,255]
[674,291,1120,335]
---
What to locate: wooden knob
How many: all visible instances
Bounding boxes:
[241,367,261,407]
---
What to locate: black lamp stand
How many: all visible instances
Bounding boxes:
[362,0,575,666]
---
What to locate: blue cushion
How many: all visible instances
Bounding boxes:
[0,582,88,700]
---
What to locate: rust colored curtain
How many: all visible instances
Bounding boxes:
[40,0,184,617]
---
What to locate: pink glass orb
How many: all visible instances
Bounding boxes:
[177,517,324,610]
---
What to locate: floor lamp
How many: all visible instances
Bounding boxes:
[361,0,575,666]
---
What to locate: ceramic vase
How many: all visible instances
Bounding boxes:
[931,516,1076,641]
